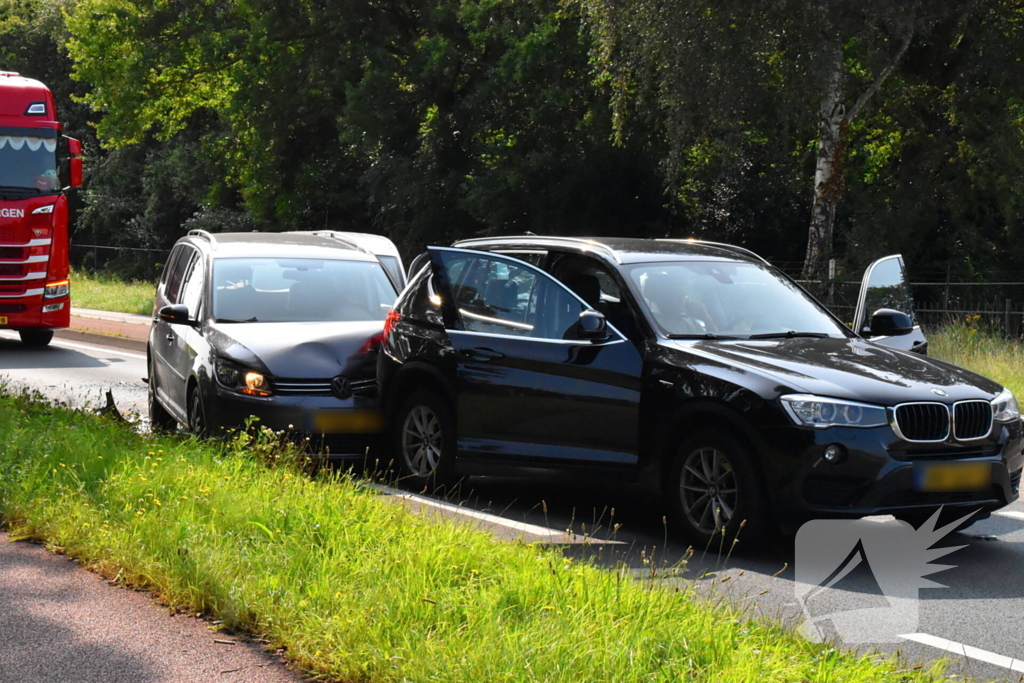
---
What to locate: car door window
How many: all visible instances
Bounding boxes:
[179,252,205,320]
[163,246,195,305]
[435,250,590,340]
[853,255,916,334]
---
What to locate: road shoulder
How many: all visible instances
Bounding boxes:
[0,531,304,683]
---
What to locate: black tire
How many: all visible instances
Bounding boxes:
[148,355,178,432]
[19,329,53,347]
[188,384,207,437]
[393,389,455,489]
[663,429,769,549]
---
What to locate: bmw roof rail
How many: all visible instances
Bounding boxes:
[656,238,770,265]
[455,236,623,264]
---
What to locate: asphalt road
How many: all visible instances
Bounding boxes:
[5,331,1024,681]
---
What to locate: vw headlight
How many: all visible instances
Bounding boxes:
[992,388,1019,423]
[215,359,271,397]
[781,394,887,428]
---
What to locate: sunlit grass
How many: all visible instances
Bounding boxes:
[0,393,945,683]
[70,268,154,316]
[929,322,1024,396]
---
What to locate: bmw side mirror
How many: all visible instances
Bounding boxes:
[867,308,913,336]
[158,304,194,326]
[578,309,608,340]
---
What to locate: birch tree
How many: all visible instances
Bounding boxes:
[580,0,951,277]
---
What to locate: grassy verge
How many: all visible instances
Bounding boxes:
[71,268,154,316]
[929,323,1024,397]
[0,393,942,683]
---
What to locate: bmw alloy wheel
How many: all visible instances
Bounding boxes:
[680,446,738,535]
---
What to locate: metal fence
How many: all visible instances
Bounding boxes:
[797,279,1024,337]
[71,243,170,281]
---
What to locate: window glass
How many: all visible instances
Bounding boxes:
[0,134,59,194]
[163,246,195,305]
[211,257,397,323]
[437,251,587,339]
[627,261,846,338]
[376,255,403,288]
[861,257,916,329]
[179,254,205,319]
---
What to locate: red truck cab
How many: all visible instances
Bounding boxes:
[0,71,82,346]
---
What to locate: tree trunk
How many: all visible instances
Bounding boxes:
[803,40,845,281]
[802,27,914,280]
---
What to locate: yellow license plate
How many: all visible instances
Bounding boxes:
[309,409,384,435]
[914,461,991,492]
[0,316,6,325]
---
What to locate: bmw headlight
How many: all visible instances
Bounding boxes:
[781,394,887,429]
[215,359,272,397]
[992,388,1019,423]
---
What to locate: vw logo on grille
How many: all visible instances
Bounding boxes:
[331,375,353,400]
[931,388,948,397]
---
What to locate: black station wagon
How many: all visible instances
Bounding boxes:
[377,237,1023,544]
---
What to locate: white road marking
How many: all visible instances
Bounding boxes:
[899,633,1024,674]
[369,483,623,543]
[995,510,1024,521]
[0,331,146,360]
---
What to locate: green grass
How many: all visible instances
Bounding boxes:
[929,323,1024,397]
[0,393,944,683]
[70,268,155,316]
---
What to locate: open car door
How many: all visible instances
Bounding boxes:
[852,254,928,354]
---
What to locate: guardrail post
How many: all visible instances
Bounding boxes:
[1005,298,1012,337]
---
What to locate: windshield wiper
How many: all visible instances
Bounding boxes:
[666,333,742,340]
[0,186,40,199]
[214,317,258,323]
[747,330,831,340]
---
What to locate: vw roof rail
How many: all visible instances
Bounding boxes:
[294,230,369,255]
[656,238,770,265]
[188,229,216,244]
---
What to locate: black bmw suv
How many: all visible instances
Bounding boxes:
[378,236,1023,543]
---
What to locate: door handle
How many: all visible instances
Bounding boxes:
[460,347,505,361]
[165,333,174,342]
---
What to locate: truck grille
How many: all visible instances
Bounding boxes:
[0,304,25,313]
[0,247,26,260]
[953,400,993,440]
[893,403,949,441]
[0,283,30,296]
[0,264,24,277]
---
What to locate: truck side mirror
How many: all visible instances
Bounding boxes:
[65,137,83,188]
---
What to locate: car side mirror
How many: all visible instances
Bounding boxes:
[158,304,194,326]
[866,308,913,336]
[578,309,608,340]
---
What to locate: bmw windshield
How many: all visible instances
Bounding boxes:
[626,261,849,339]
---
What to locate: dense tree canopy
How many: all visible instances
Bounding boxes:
[2,0,1023,282]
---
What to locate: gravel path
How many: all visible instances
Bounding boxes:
[0,532,305,683]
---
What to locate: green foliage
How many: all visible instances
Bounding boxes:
[0,392,950,683]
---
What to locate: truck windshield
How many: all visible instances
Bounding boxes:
[0,135,60,194]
